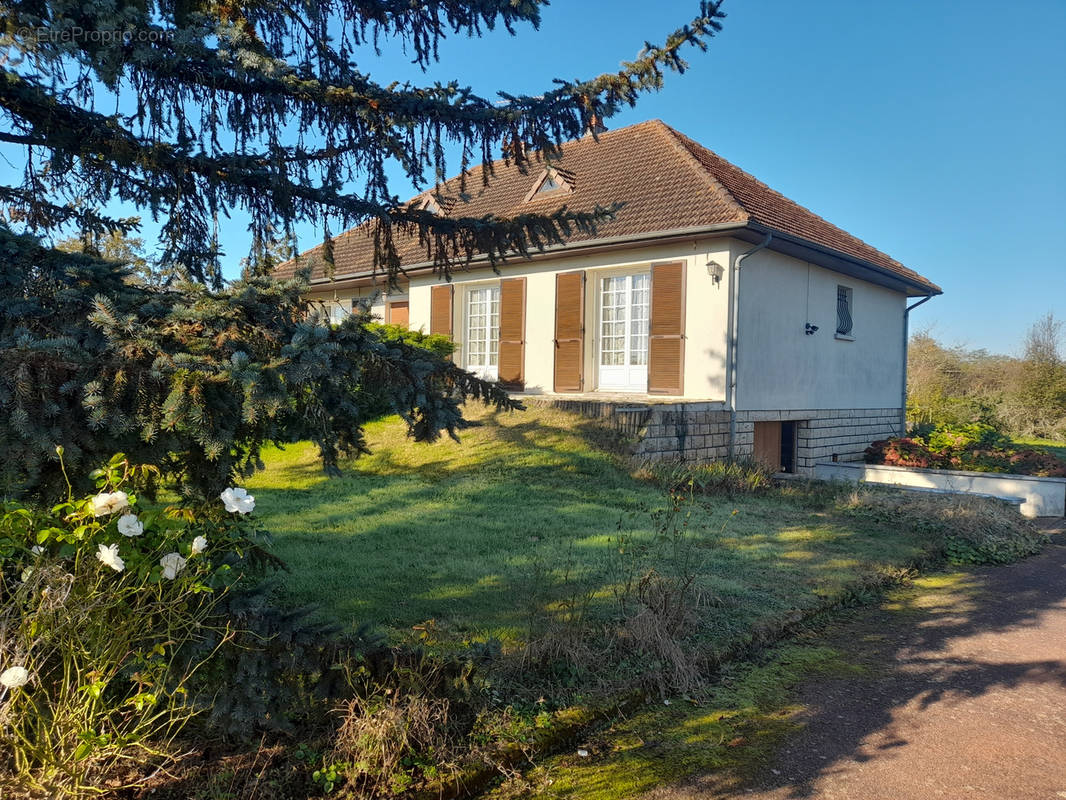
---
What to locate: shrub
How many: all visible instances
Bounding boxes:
[359,323,457,420]
[840,488,1046,566]
[365,323,455,361]
[916,421,1010,452]
[0,453,268,795]
[865,437,945,469]
[866,433,1066,478]
[642,459,775,497]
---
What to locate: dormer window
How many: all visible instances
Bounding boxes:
[416,195,442,215]
[538,174,563,194]
[523,167,573,202]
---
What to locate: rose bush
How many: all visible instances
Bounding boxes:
[0,451,270,795]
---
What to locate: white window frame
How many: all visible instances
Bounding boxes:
[463,283,500,380]
[596,270,650,393]
[319,298,350,325]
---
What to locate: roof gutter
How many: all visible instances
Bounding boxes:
[727,231,773,458]
[899,293,935,435]
[743,222,942,297]
[302,222,751,289]
[302,221,939,299]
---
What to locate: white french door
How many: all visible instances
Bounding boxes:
[465,286,500,380]
[598,272,650,392]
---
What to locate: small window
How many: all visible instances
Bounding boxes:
[836,285,853,336]
[417,195,441,215]
[537,175,562,194]
[320,299,349,325]
[523,167,573,202]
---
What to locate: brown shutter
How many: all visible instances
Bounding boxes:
[553,271,585,392]
[429,284,453,336]
[387,300,409,328]
[648,261,686,395]
[498,278,526,390]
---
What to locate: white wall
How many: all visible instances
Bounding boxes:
[816,461,1066,519]
[735,248,907,411]
[407,240,733,399]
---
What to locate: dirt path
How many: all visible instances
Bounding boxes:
[664,523,1066,800]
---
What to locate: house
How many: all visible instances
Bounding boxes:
[275,120,941,473]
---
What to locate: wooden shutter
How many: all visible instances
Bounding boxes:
[429,285,453,336]
[553,271,585,392]
[387,300,409,327]
[648,261,686,395]
[498,278,526,390]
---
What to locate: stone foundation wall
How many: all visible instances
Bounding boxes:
[525,397,902,472]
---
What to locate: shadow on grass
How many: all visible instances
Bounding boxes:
[245,407,936,665]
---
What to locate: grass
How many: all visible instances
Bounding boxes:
[485,570,980,800]
[246,404,934,653]
[485,642,860,800]
[1013,436,1066,462]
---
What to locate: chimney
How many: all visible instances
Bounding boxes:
[585,113,608,137]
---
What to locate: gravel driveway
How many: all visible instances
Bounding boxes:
[657,521,1066,800]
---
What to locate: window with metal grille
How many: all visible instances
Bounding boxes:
[836,285,853,336]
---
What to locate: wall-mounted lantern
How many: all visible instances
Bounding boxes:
[706,260,725,285]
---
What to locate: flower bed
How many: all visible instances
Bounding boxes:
[865,437,1066,478]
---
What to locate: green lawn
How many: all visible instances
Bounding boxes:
[246,404,934,656]
[1013,437,1066,462]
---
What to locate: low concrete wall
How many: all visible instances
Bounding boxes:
[815,461,1066,519]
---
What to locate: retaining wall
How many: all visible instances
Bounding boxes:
[815,461,1066,518]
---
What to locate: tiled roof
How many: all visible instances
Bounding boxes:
[277,120,939,293]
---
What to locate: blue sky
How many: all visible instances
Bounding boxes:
[5,0,1064,354]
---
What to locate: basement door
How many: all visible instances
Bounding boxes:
[598,272,650,392]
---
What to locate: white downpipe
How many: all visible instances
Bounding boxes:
[900,294,933,435]
[727,232,773,458]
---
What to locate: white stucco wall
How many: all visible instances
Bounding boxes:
[735,248,907,411]
[407,240,733,400]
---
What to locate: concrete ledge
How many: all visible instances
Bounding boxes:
[815,461,1066,519]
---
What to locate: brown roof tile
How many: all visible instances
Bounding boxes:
[277,120,939,294]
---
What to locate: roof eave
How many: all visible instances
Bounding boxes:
[301,221,941,298]
[303,221,752,288]
[738,223,942,297]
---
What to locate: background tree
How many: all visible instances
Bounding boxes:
[0,1,726,498]
[1017,312,1066,437]
[907,317,1066,440]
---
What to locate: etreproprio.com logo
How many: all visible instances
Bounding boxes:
[16,26,175,44]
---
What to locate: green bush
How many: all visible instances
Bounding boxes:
[365,323,455,361]
[359,323,457,420]
[867,426,1066,478]
[0,452,268,795]
[642,459,775,497]
[916,421,1010,452]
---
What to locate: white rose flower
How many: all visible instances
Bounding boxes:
[96,542,125,572]
[117,513,143,537]
[160,552,187,580]
[0,666,30,689]
[220,487,255,515]
[190,535,208,556]
[30,545,44,556]
[91,491,129,517]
